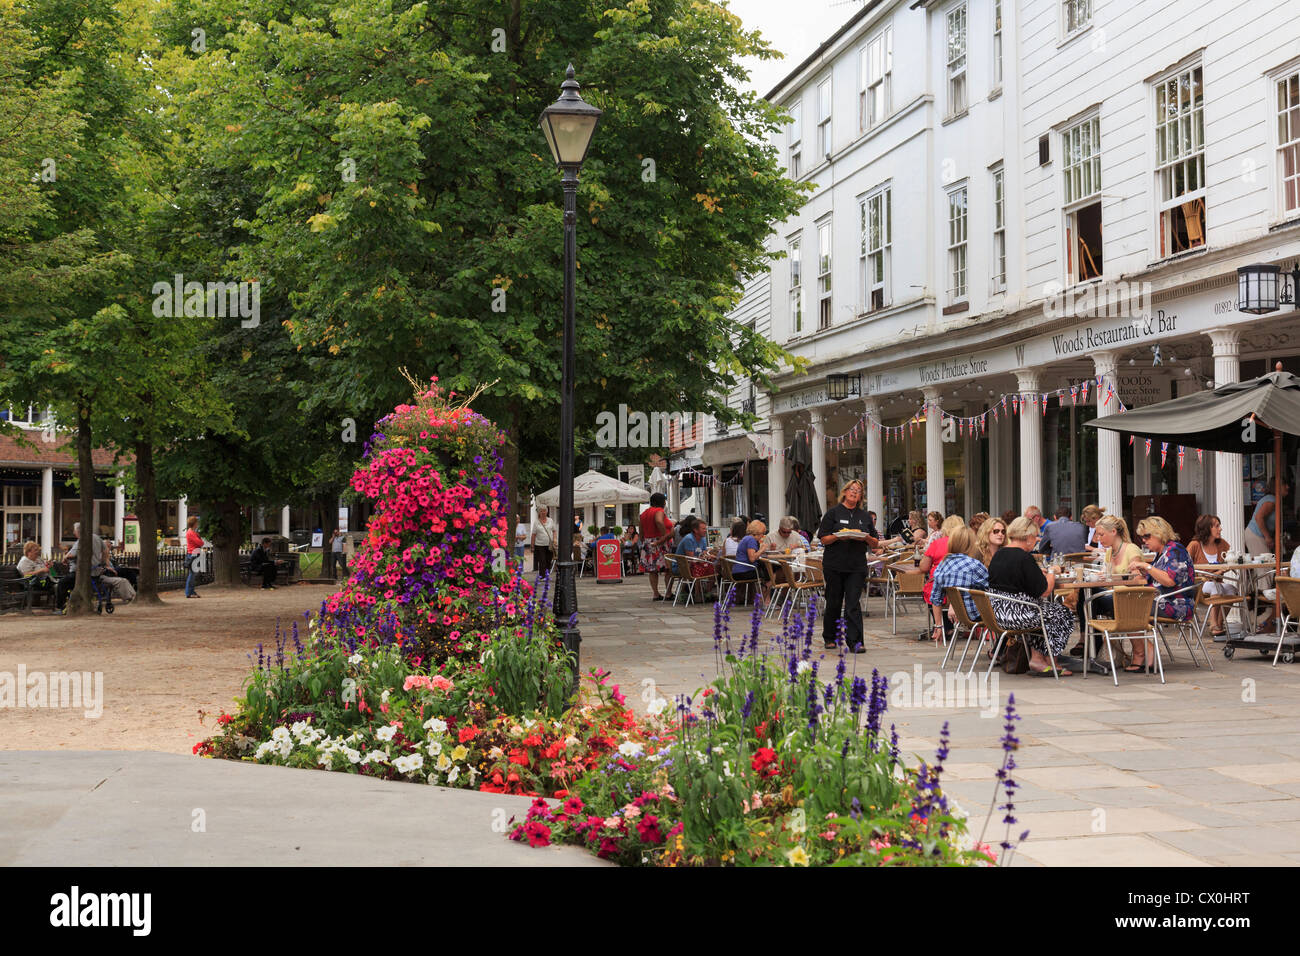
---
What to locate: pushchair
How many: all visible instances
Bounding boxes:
[90,571,115,614]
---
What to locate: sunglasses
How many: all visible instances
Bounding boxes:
[991,528,1006,534]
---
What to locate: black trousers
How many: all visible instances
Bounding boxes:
[252,563,277,588]
[823,570,866,647]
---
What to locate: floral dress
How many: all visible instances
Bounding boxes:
[1147,541,1194,621]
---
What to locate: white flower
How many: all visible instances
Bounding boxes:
[271,726,291,742]
[646,697,669,716]
[488,746,504,760]
[375,724,398,742]
[564,735,580,749]
[393,753,424,774]
[617,740,645,758]
[795,660,812,674]
[427,739,443,757]
[522,717,536,729]
[423,717,448,734]
[290,720,310,738]
[468,766,480,783]
[360,750,389,765]
[344,748,361,764]
[254,741,276,760]
[380,689,392,704]
[723,761,734,778]
[317,751,334,767]
[447,766,460,784]
[347,653,363,665]
[435,753,452,772]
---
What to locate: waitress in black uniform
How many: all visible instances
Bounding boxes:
[816,479,879,653]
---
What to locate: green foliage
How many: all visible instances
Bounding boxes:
[479,633,574,719]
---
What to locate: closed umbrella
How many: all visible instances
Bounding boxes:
[785,430,822,535]
[1088,364,1300,643]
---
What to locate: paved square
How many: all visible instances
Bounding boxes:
[579,576,1300,866]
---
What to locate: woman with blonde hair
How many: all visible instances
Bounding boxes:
[1080,504,1105,551]
[1069,514,1142,661]
[815,478,879,652]
[1128,516,1195,671]
[986,516,1076,675]
[931,525,989,627]
[920,515,967,641]
[976,515,1008,566]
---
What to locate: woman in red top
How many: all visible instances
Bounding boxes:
[639,492,675,601]
[920,515,965,642]
[184,515,204,599]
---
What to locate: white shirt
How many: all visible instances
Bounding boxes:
[533,519,555,548]
[17,555,46,575]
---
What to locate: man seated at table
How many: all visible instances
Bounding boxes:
[595,526,618,542]
[764,517,805,554]
[675,517,717,597]
[1038,505,1087,556]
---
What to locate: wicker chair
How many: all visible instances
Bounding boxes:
[888,565,927,634]
[1085,586,1160,685]
[1271,577,1300,666]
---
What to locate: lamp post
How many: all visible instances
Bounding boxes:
[540,65,602,676]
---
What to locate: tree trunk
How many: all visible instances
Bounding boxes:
[318,492,337,578]
[209,496,242,588]
[133,439,163,603]
[66,400,96,615]
[501,401,521,546]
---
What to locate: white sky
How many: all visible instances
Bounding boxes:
[729,0,868,98]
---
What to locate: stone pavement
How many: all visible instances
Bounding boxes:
[0,751,603,866]
[577,573,1300,866]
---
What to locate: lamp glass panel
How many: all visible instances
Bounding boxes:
[544,112,598,165]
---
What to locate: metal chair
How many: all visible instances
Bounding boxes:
[662,553,687,606]
[1085,586,1159,685]
[1271,577,1300,666]
[786,556,825,618]
[969,589,1063,681]
[760,557,791,619]
[1194,569,1247,644]
[719,556,757,607]
[888,565,927,634]
[1153,583,1211,669]
[943,586,989,672]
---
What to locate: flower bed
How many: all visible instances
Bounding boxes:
[197,384,1024,865]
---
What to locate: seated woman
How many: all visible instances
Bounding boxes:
[986,517,1077,676]
[723,518,746,559]
[732,520,766,601]
[1129,516,1195,673]
[1186,514,1236,636]
[931,526,988,628]
[1070,514,1142,660]
[1080,504,1105,553]
[976,516,1008,567]
[16,540,55,603]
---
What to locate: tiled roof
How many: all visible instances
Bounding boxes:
[0,431,127,470]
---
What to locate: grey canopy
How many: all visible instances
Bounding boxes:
[1087,370,1300,453]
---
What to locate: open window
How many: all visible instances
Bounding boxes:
[1062,114,1102,283]
[1154,64,1206,257]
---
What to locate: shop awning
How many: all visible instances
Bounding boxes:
[1087,368,1300,453]
[701,434,759,467]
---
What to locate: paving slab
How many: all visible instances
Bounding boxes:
[1015,834,1210,867]
[0,751,605,867]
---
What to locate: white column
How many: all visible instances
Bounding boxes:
[668,477,680,520]
[710,465,723,527]
[41,467,54,557]
[1016,370,1043,514]
[998,403,1015,512]
[768,417,786,523]
[1133,438,1152,497]
[809,410,827,515]
[177,496,188,540]
[864,398,885,521]
[923,387,944,515]
[280,504,290,538]
[962,403,977,516]
[988,405,1004,516]
[1176,374,1206,508]
[113,472,125,544]
[1208,328,1245,551]
[1093,351,1122,519]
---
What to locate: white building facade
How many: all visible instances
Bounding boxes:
[699,0,1300,547]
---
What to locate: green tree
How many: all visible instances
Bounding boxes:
[164,0,809,535]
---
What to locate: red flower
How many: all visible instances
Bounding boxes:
[751,747,780,777]
[457,725,478,743]
[562,796,584,816]
[636,814,665,845]
[522,821,552,847]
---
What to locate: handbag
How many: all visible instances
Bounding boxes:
[1001,635,1030,674]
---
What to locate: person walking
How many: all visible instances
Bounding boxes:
[815,479,879,653]
[531,505,556,578]
[185,515,204,599]
[639,492,675,601]
[331,529,350,580]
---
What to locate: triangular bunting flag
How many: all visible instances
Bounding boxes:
[1161,441,1169,467]
[1144,438,1152,457]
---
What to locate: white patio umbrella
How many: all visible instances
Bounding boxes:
[537,469,652,544]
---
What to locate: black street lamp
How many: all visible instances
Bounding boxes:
[540,65,602,677]
[1237,261,1300,314]
[826,372,862,401]
[587,451,605,473]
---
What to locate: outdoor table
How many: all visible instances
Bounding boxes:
[1194,561,1276,636]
